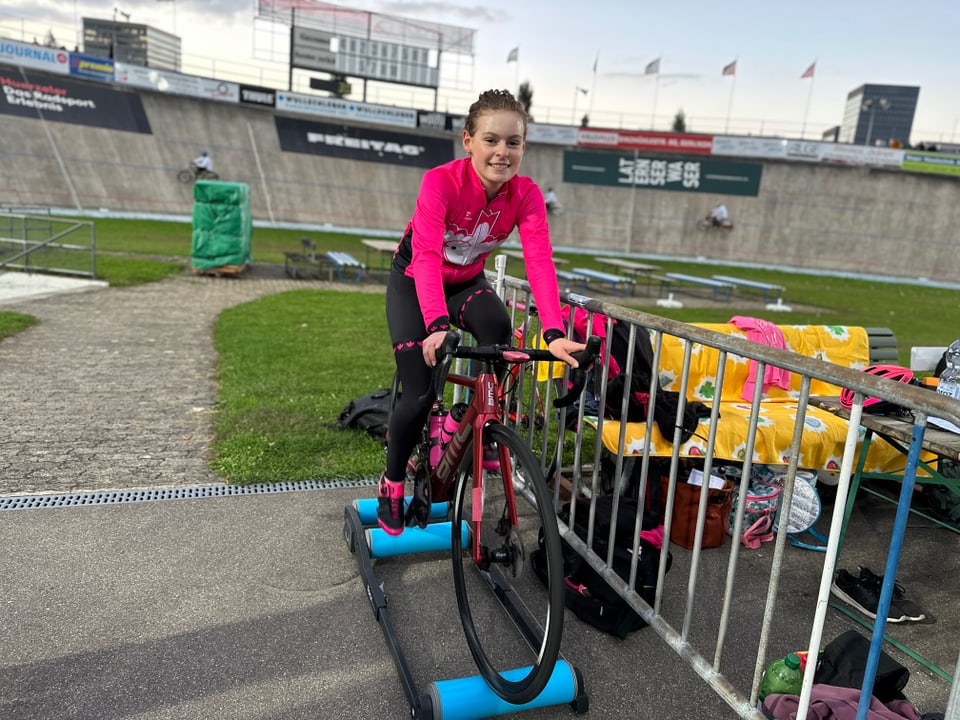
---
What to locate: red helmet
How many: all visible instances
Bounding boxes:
[840,364,914,413]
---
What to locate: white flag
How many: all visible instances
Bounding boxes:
[506,47,518,63]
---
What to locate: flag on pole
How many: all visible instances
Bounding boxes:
[506,47,518,63]
[644,57,660,75]
[801,61,816,79]
[722,59,737,76]
[592,52,598,73]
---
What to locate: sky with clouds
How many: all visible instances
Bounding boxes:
[3,0,959,143]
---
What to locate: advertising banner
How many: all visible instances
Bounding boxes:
[275,115,452,168]
[577,128,713,154]
[417,110,463,133]
[0,68,151,133]
[712,135,788,159]
[822,143,905,168]
[901,151,960,176]
[0,38,69,75]
[528,123,579,146]
[275,91,417,128]
[564,150,762,196]
[239,84,276,107]
[114,63,238,103]
[69,52,114,82]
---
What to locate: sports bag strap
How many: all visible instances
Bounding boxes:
[741,515,774,549]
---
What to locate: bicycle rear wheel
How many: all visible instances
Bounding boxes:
[450,422,564,705]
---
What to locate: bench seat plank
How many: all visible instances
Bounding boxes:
[663,272,734,301]
[569,267,635,296]
[711,274,785,303]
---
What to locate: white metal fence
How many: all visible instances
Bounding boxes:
[497,272,960,720]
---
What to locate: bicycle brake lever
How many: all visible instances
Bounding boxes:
[418,331,461,403]
[554,336,601,408]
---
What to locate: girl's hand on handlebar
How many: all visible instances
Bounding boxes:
[422,330,449,367]
[547,337,586,368]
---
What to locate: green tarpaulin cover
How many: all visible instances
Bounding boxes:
[191,180,252,270]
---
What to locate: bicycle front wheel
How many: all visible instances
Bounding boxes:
[450,422,565,705]
[177,169,194,183]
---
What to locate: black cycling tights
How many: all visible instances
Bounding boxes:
[384,270,512,483]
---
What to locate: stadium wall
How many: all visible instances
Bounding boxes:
[1,81,956,283]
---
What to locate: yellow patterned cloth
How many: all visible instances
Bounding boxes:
[583,324,929,473]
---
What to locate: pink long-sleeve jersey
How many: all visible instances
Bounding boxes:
[396,157,564,336]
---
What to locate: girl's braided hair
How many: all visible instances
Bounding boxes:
[464,89,529,138]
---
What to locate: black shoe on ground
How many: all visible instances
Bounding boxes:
[857,566,927,622]
[831,568,905,623]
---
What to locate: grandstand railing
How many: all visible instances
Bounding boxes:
[496,271,960,720]
[0,213,97,279]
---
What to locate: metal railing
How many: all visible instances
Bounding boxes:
[0,213,96,278]
[496,272,960,720]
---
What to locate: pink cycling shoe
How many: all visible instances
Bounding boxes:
[377,475,405,536]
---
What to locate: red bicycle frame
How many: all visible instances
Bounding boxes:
[430,360,519,566]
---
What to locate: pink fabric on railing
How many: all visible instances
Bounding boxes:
[730,316,792,402]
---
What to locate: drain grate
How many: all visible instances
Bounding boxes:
[0,478,378,510]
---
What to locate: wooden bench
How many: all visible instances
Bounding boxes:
[555,269,582,292]
[662,272,734,302]
[711,274,785,304]
[326,251,365,283]
[361,239,397,277]
[595,257,661,277]
[284,238,320,279]
[499,248,569,264]
[867,327,899,364]
[569,267,635,296]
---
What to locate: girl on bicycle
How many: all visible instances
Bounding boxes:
[378,89,585,535]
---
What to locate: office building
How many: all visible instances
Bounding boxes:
[838,84,919,146]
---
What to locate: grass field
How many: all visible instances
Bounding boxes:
[1,216,956,482]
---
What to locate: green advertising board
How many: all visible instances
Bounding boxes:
[901,151,960,177]
[563,150,763,196]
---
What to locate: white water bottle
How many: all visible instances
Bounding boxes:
[937,339,960,401]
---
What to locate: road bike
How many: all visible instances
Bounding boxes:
[696,216,734,231]
[177,166,220,183]
[396,331,599,705]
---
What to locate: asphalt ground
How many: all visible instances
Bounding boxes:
[0,266,956,719]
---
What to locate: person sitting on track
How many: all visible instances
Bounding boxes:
[377,89,585,536]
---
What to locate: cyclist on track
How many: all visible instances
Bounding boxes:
[192,150,214,178]
[377,89,585,536]
[707,200,731,228]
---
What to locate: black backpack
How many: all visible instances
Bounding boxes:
[337,389,392,442]
[531,494,672,639]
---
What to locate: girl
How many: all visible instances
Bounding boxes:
[379,89,584,534]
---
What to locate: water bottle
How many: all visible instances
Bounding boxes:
[428,404,448,469]
[758,652,803,702]
[440,403,468,447]
[937,339,960,400]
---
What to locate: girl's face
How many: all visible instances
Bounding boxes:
[462,110,525,197]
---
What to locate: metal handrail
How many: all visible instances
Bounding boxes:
[0,214,96,278]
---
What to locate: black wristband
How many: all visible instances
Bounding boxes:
[542,328,565,346]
